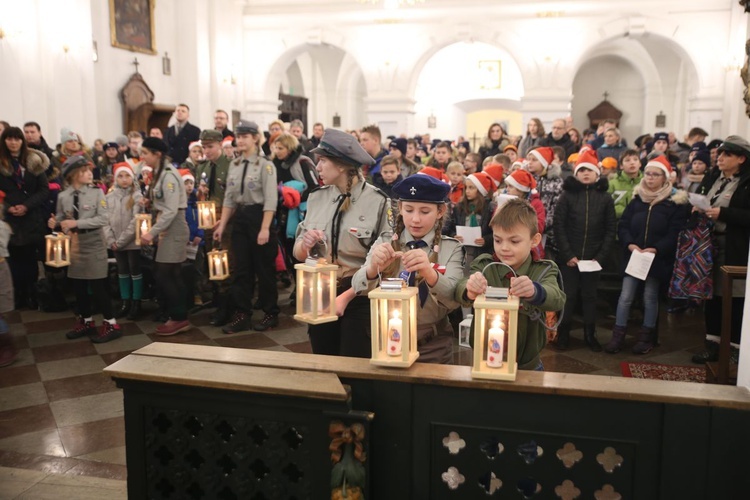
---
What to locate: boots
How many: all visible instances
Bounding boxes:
[126,300,142,321]
[555,324,570,350]
[691,341,719,364]
[210,295,232,327]
[116,299,132,319]
[0,332,18,367]
[632,326,655,354]
[584,324,602,352]
[604,325,627,354]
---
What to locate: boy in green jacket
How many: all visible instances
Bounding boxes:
[455,198,566,370]
[608,149,643,218]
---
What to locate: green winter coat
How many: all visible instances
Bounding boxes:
[607,171,643,219]
[194,154,232,206]
[455,254,566,370]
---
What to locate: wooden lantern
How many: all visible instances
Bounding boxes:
[135,214,152,246]
[207,248,230,281]
[293,257,338,325]
[45,233,71,267]
[369,279,419,368]
[197,200,217,230]
[471,287,520,381]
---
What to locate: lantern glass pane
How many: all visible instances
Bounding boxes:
[383,299,404,355]
[484,309,509,367]
[301,271,332,316]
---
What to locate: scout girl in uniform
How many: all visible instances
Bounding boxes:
[213,120,279,334]
[293,128,390,358]
[105,163,144,320]
[138,137,190,336]
[48,156,121,343]
[352,174,465,363]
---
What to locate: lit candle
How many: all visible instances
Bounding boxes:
[201,206,211,226]
[387,308,402,356]
[54,242,61,263]
[213,255,222,278]
[487,315,504,368]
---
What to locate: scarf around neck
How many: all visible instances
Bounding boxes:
[634,180,672,206]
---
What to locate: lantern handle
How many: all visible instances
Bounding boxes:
[480,261,518,280]
[309,238,328,260]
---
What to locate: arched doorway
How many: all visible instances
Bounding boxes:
[412,41,525,146]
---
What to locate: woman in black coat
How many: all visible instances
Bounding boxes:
[553,151,616,351]
[691,136,750,364]
[0,127,50,308]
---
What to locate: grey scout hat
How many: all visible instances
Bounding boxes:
[235,120,259,135]
[717,135,750,156]
[310,128,375,167]
[61,155,90,178]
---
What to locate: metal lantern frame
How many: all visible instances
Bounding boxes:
[471,262,521,381]
[135,213,152,246]
[45,233,71,268]
[197,200,217,230]
[294,257,338,325]
[207,247,230,281]
[369,279,419,368]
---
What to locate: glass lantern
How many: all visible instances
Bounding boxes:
[369,279,419,368]
[197,200,217,230]
[208,248,230,280]
[294,257,338,325]
[45,233,71,267]
[471,286,520,381]
[458,314,473,348]
[135,213,152,246]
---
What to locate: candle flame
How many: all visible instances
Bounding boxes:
[492,315,501,329]
[392,308,400,320]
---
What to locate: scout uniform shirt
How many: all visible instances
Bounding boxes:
[149,164,188,263]
[352,228,464,334]
[195,154,232,207]
[223,153,277,212]
[455,253,566,370]
[295,182,390,278]
[55,184,109,280]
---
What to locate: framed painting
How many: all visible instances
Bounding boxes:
[478,60,502,90]
[110,0,156,55]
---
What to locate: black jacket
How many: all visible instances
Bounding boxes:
[165,122,201,165]
[540,132,577,159]
[554,176,616,264]
[696,166,750,266]
[0,150,50,247]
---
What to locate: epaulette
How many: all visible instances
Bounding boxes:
[308,184,331,195]
[366,183,389,199]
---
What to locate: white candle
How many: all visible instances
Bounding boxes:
[213,255,222,278]
[54,242,60,263]
[201,206,211,226]
[387,308,402,356]
[487,315,504,368]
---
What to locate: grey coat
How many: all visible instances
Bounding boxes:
[105,186,143,251]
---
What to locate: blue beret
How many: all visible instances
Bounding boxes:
[310,128,374,167]
[391,174,450,203]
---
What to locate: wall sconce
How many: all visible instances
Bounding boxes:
[333,113,341,128]
[427,112,436,129]
[63,44,70,54]
[162,52,171,76]
[92,41,98,62]
[655,111,666,128]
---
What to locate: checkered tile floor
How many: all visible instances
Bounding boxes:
[0,290,708,497]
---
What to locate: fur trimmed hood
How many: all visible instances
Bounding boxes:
[26,149,50,175]
[670,188,689,205]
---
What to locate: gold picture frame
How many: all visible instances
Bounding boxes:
[110,0,156,55]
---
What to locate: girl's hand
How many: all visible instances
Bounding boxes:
[301,229,326,252]
[257,228,270,245]
[141,231,154,245]
[401,248,430,275]
[369,243,401,274]
[192,237,202,246]
[474,237,485,246]
[111,243,118,251]
[139,198,150,208]
[628,244,641,253]
[466,272,487,300]
[12,205,27,216]
[567,257,579,267]
[47,214,57,230]
[455,235,464,243]
[642,247,657,254]
[60,219,77,232]
[509,276,535,299]
[335,292,354,317]
[705,207,721,220]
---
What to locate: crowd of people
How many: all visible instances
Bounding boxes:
[0,110,747,373]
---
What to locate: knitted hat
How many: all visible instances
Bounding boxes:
[189,141,202,151]
[115,135,129,147]
[418,166,450,184]
[60,128,78,143]
[653,132,669,144]
[645,155,672,177]
[505,169,537,193]
[178,168,195,184]
[466,172,494,197]
[113,162,134,179]
[483,163,504,187]
[389,138,407,156]
[528,147,554,169]
[567,152,579,163]
[692,150,711,169]
[574,149,601,177]
[690,141,707,153]
[601,157,618,171]
[503,144,518,154]
[104,141,119,150]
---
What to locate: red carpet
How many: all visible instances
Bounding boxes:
[621,361,706,384]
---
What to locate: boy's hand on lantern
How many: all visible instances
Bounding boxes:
[510,276,535,299]
[466,272,487,300]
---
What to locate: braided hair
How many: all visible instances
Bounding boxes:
[339,166,360,212]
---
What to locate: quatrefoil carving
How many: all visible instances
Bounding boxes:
[442,431,466,455]
[596,447,623,473]
[556,442,583,469]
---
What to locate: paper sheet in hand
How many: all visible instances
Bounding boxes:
[625,250,655,280]
[186,243,198,260]
[576,260,602,272]
[456,226,482,247]
[494,193,517,209]
[688,193,711,211]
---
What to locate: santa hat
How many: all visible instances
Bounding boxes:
[222,136,235,147]
[0,190,5,205]
[645,155,672,178]
[483,164,504,187]
[511,159,525,171]
[505,169,537,193]
[113,162,134,179]
[178,168,195,184]
[189,141,203,151]
[418,166,450,184]
[527,147,554,169]
[466,172,494,197]
[574,149,601,177]
[140,165,153,175]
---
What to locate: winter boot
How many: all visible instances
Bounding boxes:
[631,326,655,355]
[126,300,142,321]
[66,317,97,340]
[210,295,232,327]
[584,324,602,352]
[116,299,132,319]
[555,324,570,350]
[604,325,627,354]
